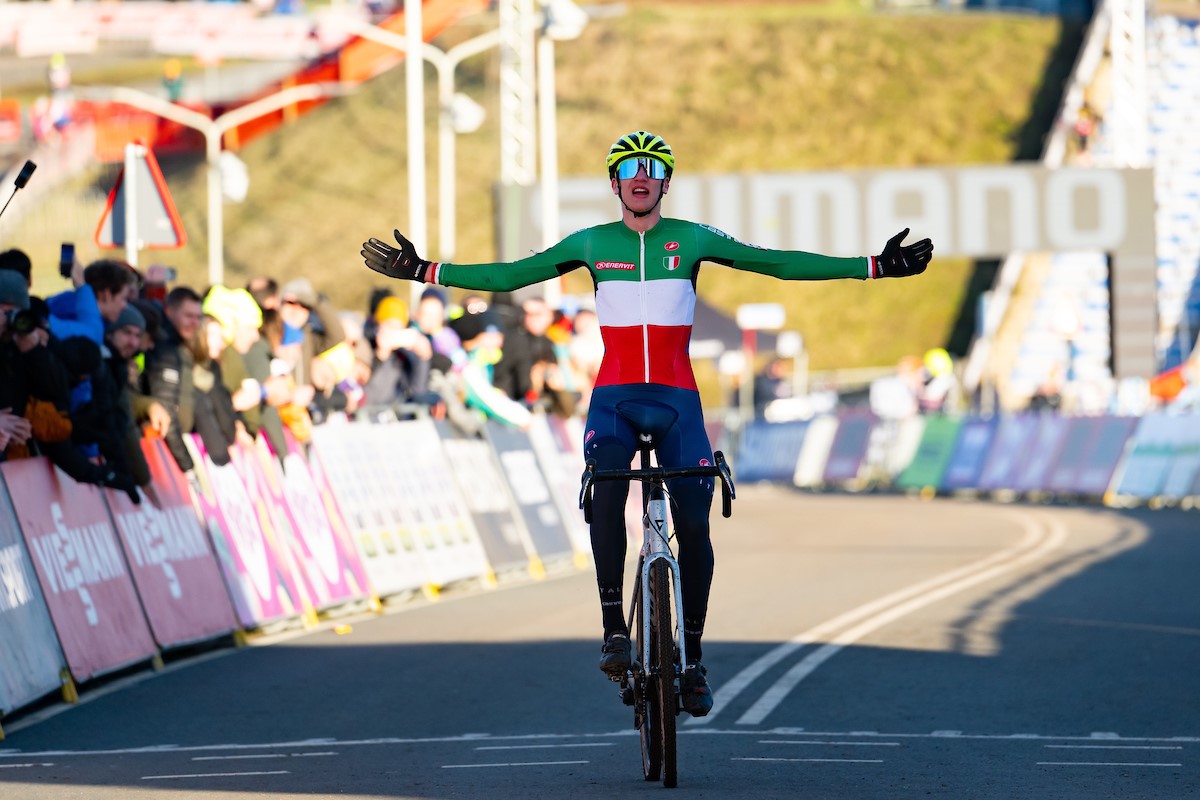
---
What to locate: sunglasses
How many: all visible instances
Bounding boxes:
[615,157,667,180]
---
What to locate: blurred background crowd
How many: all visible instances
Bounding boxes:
[0,246,606,501]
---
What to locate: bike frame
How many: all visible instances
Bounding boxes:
[635,439,688,678]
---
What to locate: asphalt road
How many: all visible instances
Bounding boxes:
[1,488,1197,799]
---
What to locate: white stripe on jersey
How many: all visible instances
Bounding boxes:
[595,278,695,328]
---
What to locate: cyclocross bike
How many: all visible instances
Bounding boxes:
[579,433,735,788]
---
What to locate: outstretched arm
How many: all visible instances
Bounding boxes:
[699,225,933,281]
[362,229,588,293]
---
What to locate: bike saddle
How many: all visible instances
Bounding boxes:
[614,398,680,445]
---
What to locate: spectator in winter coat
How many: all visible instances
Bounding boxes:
[142,286,203,474]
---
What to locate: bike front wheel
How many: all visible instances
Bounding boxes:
[651,559,677,787]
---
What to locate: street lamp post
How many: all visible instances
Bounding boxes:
[83,83,349,286]
[348,22,500,264]
[535,0,587,308]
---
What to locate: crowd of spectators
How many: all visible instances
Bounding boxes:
[1,247,607,500]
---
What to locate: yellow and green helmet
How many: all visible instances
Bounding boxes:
[606,130,675,179]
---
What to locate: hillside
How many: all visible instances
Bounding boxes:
[9,2,1080,375]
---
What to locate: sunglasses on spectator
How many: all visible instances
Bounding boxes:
[615,157,667,180]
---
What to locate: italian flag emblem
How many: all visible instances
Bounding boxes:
[664,256,680,271]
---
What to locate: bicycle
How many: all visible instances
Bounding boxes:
[579,433,735,788]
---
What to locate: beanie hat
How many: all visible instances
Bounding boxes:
[111,303,146,333]
[0,268,29,310]
[280,277,318,309]
[203,285,264,342]
[374,296,409,326]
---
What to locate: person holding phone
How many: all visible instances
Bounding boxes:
[47,256,138,345]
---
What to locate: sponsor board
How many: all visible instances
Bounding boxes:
[252,434,369,609]
[2,459,157,682]
[103,438,237,647]
[0,476,64,714]
[309,420,428,597]
[185,436,308,628]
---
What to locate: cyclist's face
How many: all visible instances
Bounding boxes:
[612,161,669,213]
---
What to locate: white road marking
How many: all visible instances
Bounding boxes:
[1037,762,1182,767]
[192,752,339,761]
[694,512,1047,726]
[760,740,900,747]
[1044,745,1183,751]
[141,770,290,780]
[475,743,613,751]
[442,760,589,769]
[0,763,54,769]
[736,517,1068,726]
[3,728,1196,759]
[734,757,884,764]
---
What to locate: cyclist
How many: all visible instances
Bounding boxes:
[362,130,934,717]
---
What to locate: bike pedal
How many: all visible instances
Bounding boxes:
[620,686,635,706]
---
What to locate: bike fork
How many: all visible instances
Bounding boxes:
[640,488,686,683]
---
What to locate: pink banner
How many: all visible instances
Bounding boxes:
[251,433,370,608]
[2,458,157,682]
[104,439,237,647]
[185,436,308,628]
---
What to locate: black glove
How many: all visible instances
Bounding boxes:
[101,469,141,505]
[361,229,432,282]
[874,228,933,278]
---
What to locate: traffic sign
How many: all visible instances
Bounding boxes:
[95,142,187,250]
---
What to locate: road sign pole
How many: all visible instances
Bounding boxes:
[124,142,140,267]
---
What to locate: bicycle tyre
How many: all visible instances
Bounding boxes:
[638,576,661,781]
[651,559,677,788]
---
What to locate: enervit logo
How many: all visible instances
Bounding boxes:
[596,261,636,270]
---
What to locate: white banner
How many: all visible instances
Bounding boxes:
[309,419,427,597]
[0,477,64,715]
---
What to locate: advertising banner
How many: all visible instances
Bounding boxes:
[1071,416,1138,497]
[0,476,64,715]
[1112,413,1177,500]
[104,438,237,648]
[793,415,839,488]
[379,419,491,587]
[977,414,1040,491]
[485,420,575,565]
[823,410,876,486]
[1162,415,1200,500]
[436,421,536,576]
[309,420,427,597]
[185,436,307,628]
[1044,416,1100,494]
[940,416,998,491]
[894,415,962,491]
[2,459,157,682]
[1010,413,1072,494]
[527,413,590,556]
[735,420,809,483]
[253,434,370,609]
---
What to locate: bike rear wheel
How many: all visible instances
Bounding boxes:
[651,559,677,787]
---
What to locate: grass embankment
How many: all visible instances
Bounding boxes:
[9,3,1078,383]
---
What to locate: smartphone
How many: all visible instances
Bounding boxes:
[58,242,75,279]
[57,242,74,280]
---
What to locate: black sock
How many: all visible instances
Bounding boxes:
[599,584,626,639]
[684,620,704,663]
